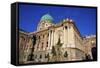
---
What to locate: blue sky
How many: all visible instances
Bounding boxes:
[19,4,97,36]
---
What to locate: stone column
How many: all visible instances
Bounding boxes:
[48,30,51,50]
[63,25,68,48]
[50,30,54,49]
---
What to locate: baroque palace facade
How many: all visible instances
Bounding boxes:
[19,14,96,64]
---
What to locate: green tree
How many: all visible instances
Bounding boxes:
[51,37,63,61]
[51,46,57,61]
[56,37,63,61]
[51,46,56,56]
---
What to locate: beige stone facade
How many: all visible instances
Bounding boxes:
[19,14,96,64]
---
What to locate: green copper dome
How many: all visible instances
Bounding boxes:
[40,14,53,22]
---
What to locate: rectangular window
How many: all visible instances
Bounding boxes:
[43,35,44,38]
[40,54,42,59]
[42,42,44,49]
[46,42,48,47]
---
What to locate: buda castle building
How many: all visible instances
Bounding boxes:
[19,14,96,64]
